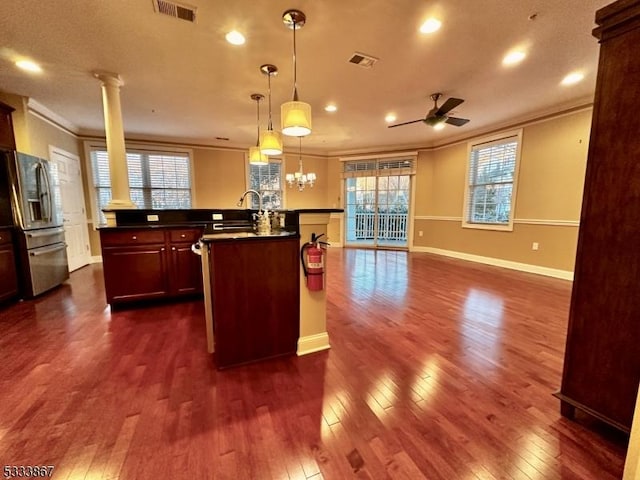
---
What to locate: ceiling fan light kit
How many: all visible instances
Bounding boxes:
[281,9,312,137]
[389,92,470,130]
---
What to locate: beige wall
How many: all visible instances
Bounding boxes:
[191,148,247,208]
[409,109,592,273]
[191,148,331,209]
[325,109,592,273]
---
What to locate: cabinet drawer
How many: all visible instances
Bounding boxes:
[0,228,12,246]
[101,229,165,246]
[169,228,202,243]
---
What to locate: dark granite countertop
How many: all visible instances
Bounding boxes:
[97,223,207,230]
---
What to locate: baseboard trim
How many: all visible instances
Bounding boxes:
[90,255,103,263]
[411,246,574,280]
[327,242,343,248]
[297,332,331,356]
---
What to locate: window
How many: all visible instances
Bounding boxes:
[90,147,192,224]
[463,131,522,230]
[247,158,283,210]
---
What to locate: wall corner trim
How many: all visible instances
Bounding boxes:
[411,246,574,280]
[297,332,331,356]
[90,255,103,264]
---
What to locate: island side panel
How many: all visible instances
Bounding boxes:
[209,237,300,368]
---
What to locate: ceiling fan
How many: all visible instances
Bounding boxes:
[388,93,470,129]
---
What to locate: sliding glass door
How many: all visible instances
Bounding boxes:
[343,157,414,249]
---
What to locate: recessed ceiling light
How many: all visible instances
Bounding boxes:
[225,30,245,45]
[502,50,526,66]
[433,122,446,131]
[561,71,585,86]
[420,18,442,34]
[15,59,42,73]
[324,104,337,112]
[385,114,397,123]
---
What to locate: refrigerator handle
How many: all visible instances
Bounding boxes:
[41,161,53,223]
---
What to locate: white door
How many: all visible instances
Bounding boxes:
[50,147,91,272]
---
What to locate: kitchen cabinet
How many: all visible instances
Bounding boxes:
[555,0,640,433]
[0,101,16,151]
[207,236,299,368]
[100,226,203,306]
[0,228,19,304]
[168,228,202,295]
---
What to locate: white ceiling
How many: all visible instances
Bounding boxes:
[0,0,608,155]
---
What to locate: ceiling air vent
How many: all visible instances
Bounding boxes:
[348,52,379,68]
[153,0,197,23]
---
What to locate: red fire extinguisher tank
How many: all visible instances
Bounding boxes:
[301,234,327,291]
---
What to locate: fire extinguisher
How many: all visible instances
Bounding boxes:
[301,233,328,291]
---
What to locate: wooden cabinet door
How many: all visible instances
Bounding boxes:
[0,235,19,303]
[102,245,168,303]
[0,102,16,151]
[169,242,203,295]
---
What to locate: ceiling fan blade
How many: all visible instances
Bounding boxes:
[436,97,464,116]
[445,116,470,127]
[388,119,424,128]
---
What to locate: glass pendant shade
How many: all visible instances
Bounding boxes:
[249,146,268,165]
[281,100,312,136]
[259,129,283,156]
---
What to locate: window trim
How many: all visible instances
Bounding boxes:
[83,141,195,227]
[462,129,523,232]
[245,153,286,210]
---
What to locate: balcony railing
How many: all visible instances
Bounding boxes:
[354,212,408,241]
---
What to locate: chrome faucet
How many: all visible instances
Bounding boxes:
[237,189,263,213]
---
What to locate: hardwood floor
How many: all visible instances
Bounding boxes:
[0,249,628,479]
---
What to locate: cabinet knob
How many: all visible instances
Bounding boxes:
[0,236,3,241]
[181,234,186,238]
[172,246,176,250]
[132,235,137,240]
[161,247,165,251]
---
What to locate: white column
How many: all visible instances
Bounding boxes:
[94,72,134,225]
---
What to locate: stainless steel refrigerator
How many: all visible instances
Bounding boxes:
[3,151,69,297]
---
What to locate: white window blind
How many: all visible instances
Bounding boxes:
[90,148,192,224]
[342,157,416,178]
[464,135,520,228]
[248,159,282,210]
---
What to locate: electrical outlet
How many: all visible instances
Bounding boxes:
[532,242,539,250]
[419,230,423,237]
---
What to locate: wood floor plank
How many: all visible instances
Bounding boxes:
[0,249,628,479]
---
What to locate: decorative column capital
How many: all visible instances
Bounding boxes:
[93,71,124,88]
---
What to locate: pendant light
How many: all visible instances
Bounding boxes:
[249,93,268,165]
[286,137,316,191]
[259,64,283,155]
[281,9,312,137]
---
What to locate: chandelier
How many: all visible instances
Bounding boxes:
[286,138,316,190]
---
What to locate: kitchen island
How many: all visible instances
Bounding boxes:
[98,207,341,368]
[200,231,300,368]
